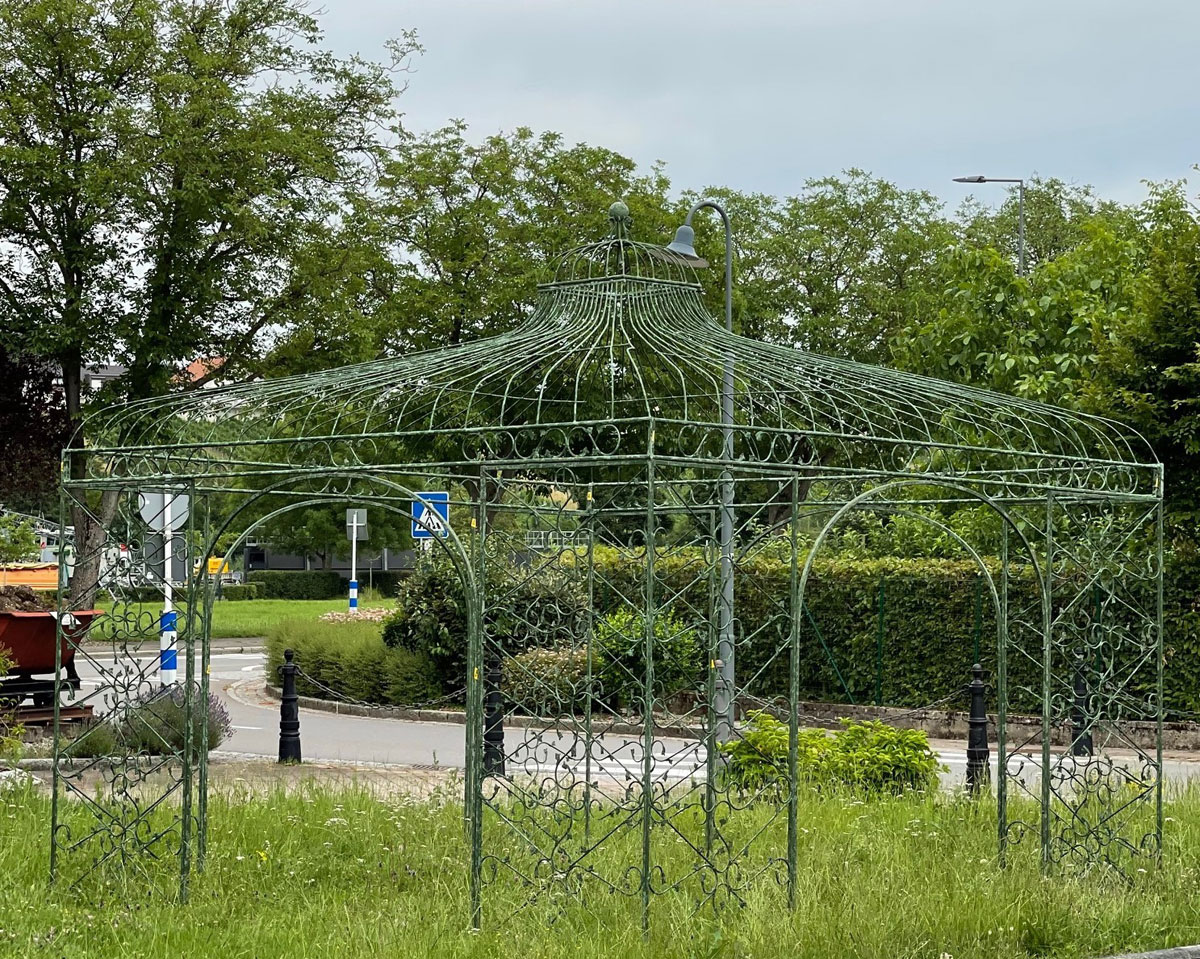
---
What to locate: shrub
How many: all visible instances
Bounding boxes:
[246,570,344,600]
[68,688,232,758]
[593,607,701,708]
[503,647,588,713]
[122,687,233,753]
[267,616,441,708]
[719,712,943,795]
[382,550,588,691]
[217,583,261,601]
[0,645,22,761]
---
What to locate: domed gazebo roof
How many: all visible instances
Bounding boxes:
[77,202,1157,500]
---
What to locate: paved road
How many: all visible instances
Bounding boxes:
[73,652,1200,789]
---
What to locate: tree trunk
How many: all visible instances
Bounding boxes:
[61,354,119,608]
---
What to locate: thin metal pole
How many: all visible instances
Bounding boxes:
[468,476,487,929]
[583,486,595,845]
[786,476,801,908]
[1017,182,1026,277]
[997,525,1009,867]
[641,441,657,935]
[875,576,886,706]
[1155,476,1165,861]
[160,490,177,687]
[1041,493,1054,872]
[684,199,735,745]
[349,513,358,613]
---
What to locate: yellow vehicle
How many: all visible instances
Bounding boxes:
[199,556,231,577]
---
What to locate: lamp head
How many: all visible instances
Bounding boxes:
[953,175,987,183]
[665,224,699,259]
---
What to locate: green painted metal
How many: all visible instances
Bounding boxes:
[51,201,1165,916]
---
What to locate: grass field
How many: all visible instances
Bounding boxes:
[3,782,1200,958]
[93,598,395,639]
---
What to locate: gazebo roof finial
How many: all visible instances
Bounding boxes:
[607,200,631,239]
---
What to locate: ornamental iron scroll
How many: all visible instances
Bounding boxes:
[56,203,1163,924]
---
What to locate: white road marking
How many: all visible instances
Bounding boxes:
[231,725,262,731]
[240,664,263,672]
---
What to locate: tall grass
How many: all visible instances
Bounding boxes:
[5,782,1200,958]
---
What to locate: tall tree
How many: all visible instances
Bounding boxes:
[368,123,674,352]
[1093,180,1200,543]
[0,0,413,601]
[731,171,953,364]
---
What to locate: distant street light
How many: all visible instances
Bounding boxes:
[667,201,736,745]
[953,175,1027,276]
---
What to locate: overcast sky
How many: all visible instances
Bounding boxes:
[323,0,1199,212]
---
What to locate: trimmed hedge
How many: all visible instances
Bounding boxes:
[217,583,261,601]
[377,543,1191,716]
[247,570,344,600]
[266,616,442,708]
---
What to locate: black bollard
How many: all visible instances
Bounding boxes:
[278,648,302,764]
[482,645,505,777]
[1071,649,1094,758]
[966,663,990,794]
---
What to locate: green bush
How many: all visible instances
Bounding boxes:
[68,688,232,758]
[267,616,441,708]
[364,541,1198,717]
[593,607,701,708]
[247,570,344,600]
[503,647,588,713]
[719,712,943,795]
[217,583,261,601]
[382,550,587,691]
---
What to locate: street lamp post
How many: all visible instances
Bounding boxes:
[953,175,1026,276]
[667,201,736,745]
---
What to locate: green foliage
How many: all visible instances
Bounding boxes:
[0,515,38,565]
[593,607,701,707]
[714,170,953,363]
[3,784,1200,957]
[1094,181,1200,544]
[382,550,587,690]
[502,647,588,714]
[720,712,943,795]
[0,644,22,761]
[380,557,467,685]
[266,616,441,707]
[246,570,344,600]
[256,506,413,568]
[70,688,232,758]
[217,583,261,601]
[361,121,675,353]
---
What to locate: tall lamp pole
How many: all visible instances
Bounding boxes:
[667,201,735,744]
[953,175,1026,276]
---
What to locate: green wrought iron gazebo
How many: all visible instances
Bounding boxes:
[54,202,1163,924]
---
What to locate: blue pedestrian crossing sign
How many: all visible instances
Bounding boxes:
[412,491,450,539]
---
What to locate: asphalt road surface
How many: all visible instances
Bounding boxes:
[72,651,1200,789]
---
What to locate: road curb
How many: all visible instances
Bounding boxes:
[259,682,704,740]
[79,643,265,655]
[1097,948,1200,958]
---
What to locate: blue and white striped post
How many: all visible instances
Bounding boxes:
[348,508,361,614]
[159,490,177,687]
[159,609,178,685]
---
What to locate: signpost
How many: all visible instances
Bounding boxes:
[138,489,189,687]
[411,492,450,549]
[345,508,367,612]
